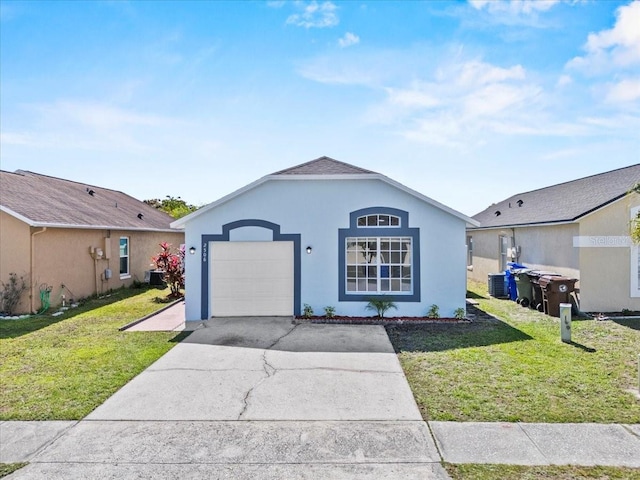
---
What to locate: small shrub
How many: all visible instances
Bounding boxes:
[426,304,440,319]
[365,297,397,318]
[454,307,466,320]
[324,306,336,318]
[130,279,146,289]
[1,273,29,316]
[302,303,314,318]
[153,296,174,304]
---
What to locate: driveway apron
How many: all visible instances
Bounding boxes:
[11,317,447,479]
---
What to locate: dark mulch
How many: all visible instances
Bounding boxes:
[295,315,470,325]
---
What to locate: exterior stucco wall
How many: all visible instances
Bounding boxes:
[8,227,183,313]
[0,212,32,313]
[577,193,640,312]
[467,224,579,283]
[182,178,468,322]
[112,230,185,287]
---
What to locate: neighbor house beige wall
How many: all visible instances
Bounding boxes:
[577,193,640,312]
[110,230,185,288]
[0,211,32,313]
[2,224,184,314]
[467,224,579,284]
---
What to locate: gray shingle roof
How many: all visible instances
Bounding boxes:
[0,170,176,231]
[271,156,376,175]
[471,164,640,229]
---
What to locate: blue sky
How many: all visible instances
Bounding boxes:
[1,0,638,216]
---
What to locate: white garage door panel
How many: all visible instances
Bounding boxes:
[211,242,294,317]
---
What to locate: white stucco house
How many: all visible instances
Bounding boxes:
[172,157,479,324]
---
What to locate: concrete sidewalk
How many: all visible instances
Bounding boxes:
[121,299,185,332]
[3,420,639,469]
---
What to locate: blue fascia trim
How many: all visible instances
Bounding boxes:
[338,207,421,303]
[200,219,301,320]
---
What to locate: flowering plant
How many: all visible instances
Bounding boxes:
[152,242,185,298]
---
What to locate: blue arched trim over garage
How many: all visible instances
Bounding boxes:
[338,206,420,302]
[200,219,301,319]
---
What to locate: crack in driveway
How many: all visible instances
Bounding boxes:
[237,323,299,420]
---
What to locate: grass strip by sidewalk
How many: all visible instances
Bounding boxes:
[387,280,640,423]
[444,464,640,480]
[0,287,185,420]
[0,463,27,478]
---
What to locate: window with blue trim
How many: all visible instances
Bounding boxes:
[339,207,420,302]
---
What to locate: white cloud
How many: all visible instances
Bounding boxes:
[567,0,640,73]
[266,1,286,8]
[604,77,640,104]
[338,32,360,48]
[369,59,545,146]
[0,132,33,146]
[556,74,573,87]
[451,61,525,87]
[469,0,561,15]
[5,101,178,152]
[286,1,338,29]
[386,85,440,108]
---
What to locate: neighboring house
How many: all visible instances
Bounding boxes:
[467,164,640,313]
[0,170,184,314]
[171,156,478,324]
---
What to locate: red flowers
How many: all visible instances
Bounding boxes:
[152,243,185,298]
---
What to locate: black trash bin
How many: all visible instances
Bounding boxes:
[526,271,561,312]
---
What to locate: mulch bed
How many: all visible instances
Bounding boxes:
[295,315,470,325]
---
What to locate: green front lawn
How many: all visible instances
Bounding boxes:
[387,280,640,423]
[444,464,640,480]
[0,288,184,420]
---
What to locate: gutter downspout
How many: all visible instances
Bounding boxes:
[30,227,47,313]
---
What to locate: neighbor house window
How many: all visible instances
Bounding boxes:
[467,235,473,267]
[346,237,412,293]
[499,235,509,271]
[119,237,130,278]
[339,207,421,302]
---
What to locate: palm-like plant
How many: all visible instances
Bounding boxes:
[365,297,397,318]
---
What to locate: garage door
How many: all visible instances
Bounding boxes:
[210,241,294,316]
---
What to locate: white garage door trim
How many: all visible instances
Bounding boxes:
[210,241,294,316]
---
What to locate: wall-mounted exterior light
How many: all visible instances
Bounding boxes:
[189,246,196,255]
[306,246,312,254]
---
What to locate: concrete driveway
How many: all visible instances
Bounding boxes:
[11,317,448,479]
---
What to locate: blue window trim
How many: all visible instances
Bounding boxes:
[200,219,301,320]
[338,207,420,302]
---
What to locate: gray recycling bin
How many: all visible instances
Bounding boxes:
[514,270,533,307]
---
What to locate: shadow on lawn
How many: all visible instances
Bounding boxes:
[565,340,597,353]
[385,304,532,353]
[466,290,487,300]
[612,318,640,331]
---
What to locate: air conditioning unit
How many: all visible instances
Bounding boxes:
[488,273,507,297]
